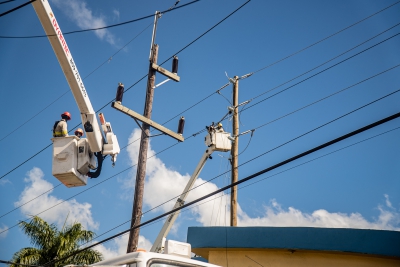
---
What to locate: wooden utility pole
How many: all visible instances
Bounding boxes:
[126,44,159,253]
[230,76,239,226]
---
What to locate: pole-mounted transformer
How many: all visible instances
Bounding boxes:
[172,55,179,74]
[177,116,185,135]
[116,82,124,103]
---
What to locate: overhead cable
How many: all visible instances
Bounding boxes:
[2,62,398,221]
[81,124,400,246]
[44,111,400,266]
[252,64,400,131]
[2,87,398,235]
[244,32,400,111]
[0,0,36,17]
[0,0,200,37]
[248,23,400,102]
[0,22,153,144]
[251,0,400,74]
[0,0,250,180]
[0,0,16,5]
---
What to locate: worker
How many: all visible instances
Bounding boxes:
[74,128,84,138]
[216,122,224,132]
[53,111,71,137]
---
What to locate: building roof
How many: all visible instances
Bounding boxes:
[187,227,400,258]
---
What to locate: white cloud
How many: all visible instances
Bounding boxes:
[384,194,393,208]
[0,179,11,186]
[95,234,152,260]
[51,0,116,45]
[0,225,8,239]
[122,128,400,232]
[124,129,226,227]
[113,9,120,21]
[237,198,400,231]
[15,167,98,230]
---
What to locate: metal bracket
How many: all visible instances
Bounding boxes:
[112,101,184,142]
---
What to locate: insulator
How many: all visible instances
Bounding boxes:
[115,82,124,103]
[177,116,185,135]
[172,55,178,74]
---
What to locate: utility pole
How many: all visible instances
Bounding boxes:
[114,11,183,253]
[230,76,239,226]
[126,44,159,253]
[126,11,160,253]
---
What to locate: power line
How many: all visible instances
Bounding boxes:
[44,111,400,266]
[136,89,400,217]
[0,22,153,144]
[0,0,200,38]
[250,0,400,75]
[0,0,251,180]
[241,126,400,190]
[3,18,397,145]
[252,65,400,131]
[2,61,396,222]
[79,124,400,247]
[244,32,400,111]
[249,22,400,102]
[0,0,16,5]
[2,87,397,236]
[2,2,397,223]
[0,0,36,17]
[8,121,397,266]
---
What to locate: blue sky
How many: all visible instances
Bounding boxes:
[0,0,399,261]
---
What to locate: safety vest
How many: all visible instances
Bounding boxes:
[53,119,68,137]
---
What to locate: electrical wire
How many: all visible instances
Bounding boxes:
[0,0,200,38]
[0,139,181,235]
[2,1,397,247]
[5,124,399,266]
[251,64,400,131]
[0,0,35,17]
[2,1,398,228]
[243,32,400,111]
[43,111,400,266]
[78,124,400,248]
[1,0,396,146]
[0,0,250,180]
[251,0,400,75]
[0,22,153,144]
[139,89,400,218]
[2,61,397,222]
[0,0,16,5]
[247,23,400,103]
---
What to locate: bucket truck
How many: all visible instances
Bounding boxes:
[32,0,120,187]
[151,123,232,253]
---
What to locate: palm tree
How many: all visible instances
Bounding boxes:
[10,216,103,267]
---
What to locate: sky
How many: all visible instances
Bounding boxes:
[0,0,399,262]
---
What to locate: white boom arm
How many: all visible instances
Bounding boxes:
[150,128,232,253]
[150,147,215,253]
[32,0,120,162]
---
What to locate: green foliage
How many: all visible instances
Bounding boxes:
[10,216,103,267]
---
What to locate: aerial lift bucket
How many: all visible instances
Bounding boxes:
[51,136,95,187]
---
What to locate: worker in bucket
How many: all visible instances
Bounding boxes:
[53,111,71,137]
[74,128,84,138]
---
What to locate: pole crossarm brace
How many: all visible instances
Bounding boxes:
[152,63,180,82]
[112,101,184,142]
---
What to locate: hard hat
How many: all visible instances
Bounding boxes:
[75,128,83,136]
[218,122,222,127]
[61,111,71,120]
